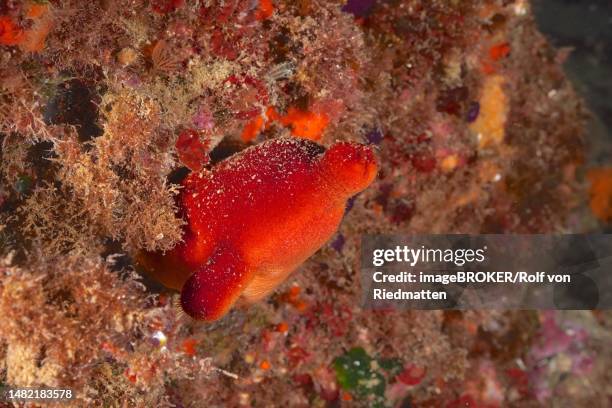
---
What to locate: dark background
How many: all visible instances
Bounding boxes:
[534,0,612,165]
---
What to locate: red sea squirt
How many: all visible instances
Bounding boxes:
[139,138,377,320]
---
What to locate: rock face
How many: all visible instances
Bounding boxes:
[0,1,607,407]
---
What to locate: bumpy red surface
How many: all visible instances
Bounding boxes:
[141,138,377,320]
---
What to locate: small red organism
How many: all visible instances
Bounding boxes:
[397,364,427,386]
[256,0,274,20]
[175,129,210,172]
[137,138,377,320]
[157,293,168,306]
[151,0,184,14]
[489,42,511,61]
[279,284,310,311]
[0,16,23,46]
[124,368,137,384]
[181,338,197,356]
[481,42,511,75]
[587,167,612,222]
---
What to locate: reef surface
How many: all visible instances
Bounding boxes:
[0,1,610,407]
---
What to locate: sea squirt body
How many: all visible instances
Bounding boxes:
[140,137,377,320]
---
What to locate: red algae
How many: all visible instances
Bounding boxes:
[175,129,210,172]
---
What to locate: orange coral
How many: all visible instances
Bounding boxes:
[26,3,48,19]
[280,107,329,141]
[241,115,265,142]
[20,3,53,52]
[587,167,612,222]
[24,19,52,52]
[241,105,330,142]
[240,107,279,142]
